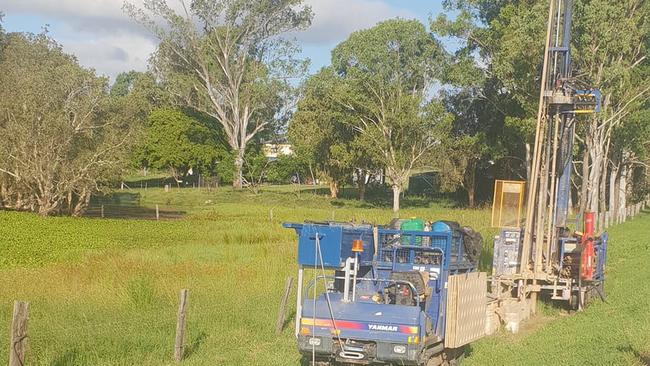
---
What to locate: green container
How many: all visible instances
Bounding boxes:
[400,217,425,245]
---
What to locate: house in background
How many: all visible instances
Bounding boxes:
[263,143,293,161]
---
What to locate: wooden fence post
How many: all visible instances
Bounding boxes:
[156,205,160,221]
[9,301,29,366]
[269,208,274,223]
[174,289,189,362]
[276,277,293,334]
[101,205,104,218]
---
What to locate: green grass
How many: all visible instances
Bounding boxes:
[0,186,647,365]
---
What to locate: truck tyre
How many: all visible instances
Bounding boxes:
[300,357,331,366]
[425,347,465,366]
[444,347,466,366]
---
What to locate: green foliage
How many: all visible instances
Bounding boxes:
[140,108,222,181]
[265,155,310,184]
[110,70,140,97]
[288,67,367,196]
[0,32,137,215]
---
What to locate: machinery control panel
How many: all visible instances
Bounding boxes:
[492,229,523,276]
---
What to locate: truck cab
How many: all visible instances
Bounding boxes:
[284,220,487,365]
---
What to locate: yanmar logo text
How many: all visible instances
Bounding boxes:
[368,324,398,332]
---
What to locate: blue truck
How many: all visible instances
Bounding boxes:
[284,220,487,366]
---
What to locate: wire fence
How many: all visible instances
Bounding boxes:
[9,291,270,365]
[83,203,185,220]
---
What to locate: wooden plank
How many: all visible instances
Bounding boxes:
[9,300,29,366]
[445,273,487,348]
[275,277,293,333]
[174,289,189,362]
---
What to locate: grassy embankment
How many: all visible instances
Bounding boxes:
[0,185,648,365]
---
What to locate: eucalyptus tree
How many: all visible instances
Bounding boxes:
[330,19,451,213]
[124,0,313,189]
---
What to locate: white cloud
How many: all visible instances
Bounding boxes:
[63,33,156,80]
[3,0,156,79]
[297,0,415,44]
[1,0,417,79]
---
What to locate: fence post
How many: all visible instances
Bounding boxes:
[9,301,29,366]
[276,277,293,334]
[174,289,189,362]
[269,208,274,223]
[101,205,104,218]
[156,205,160,221]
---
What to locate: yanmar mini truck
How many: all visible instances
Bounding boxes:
[284,220,486,366]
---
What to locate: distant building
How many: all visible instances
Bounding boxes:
[263,143,293,160]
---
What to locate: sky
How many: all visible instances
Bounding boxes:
[0,0,446,82]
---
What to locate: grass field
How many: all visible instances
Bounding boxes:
[0,186,648,365]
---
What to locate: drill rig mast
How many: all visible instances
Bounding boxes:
[491,0,606,326]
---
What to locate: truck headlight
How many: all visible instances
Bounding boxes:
[393,345,406,354]
[308,337,321,346]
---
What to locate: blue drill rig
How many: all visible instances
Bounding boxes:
[284,221,485,365]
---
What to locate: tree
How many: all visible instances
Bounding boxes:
[142,108,221,186]
[435,91,497,206]
[111,70,140,97]
[330,19,450,212]
[124,0,313,189]
[0,32,137,216]
[570,0,650,226]
[289,67,371,199]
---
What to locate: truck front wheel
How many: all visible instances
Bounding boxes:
[425,347,465,366]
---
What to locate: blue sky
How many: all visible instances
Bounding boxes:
[1,0,446,81]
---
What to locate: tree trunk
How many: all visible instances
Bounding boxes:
[465,161,477,208]
[609,162,619,220]
[37,198,57,216]
[579,149,589,216]
[468,187,476,208]
[619,161,628,222]
[72,191,91,217]
[358,170,367,201]
[525,143,532,181]
[329,180,338,199]
[309,163,316,187]
[598,159,608,230]
[392,185,401,214]
[587,137,602,214]
[233,150,244,189]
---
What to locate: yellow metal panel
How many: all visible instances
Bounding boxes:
[491,180,526,228]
